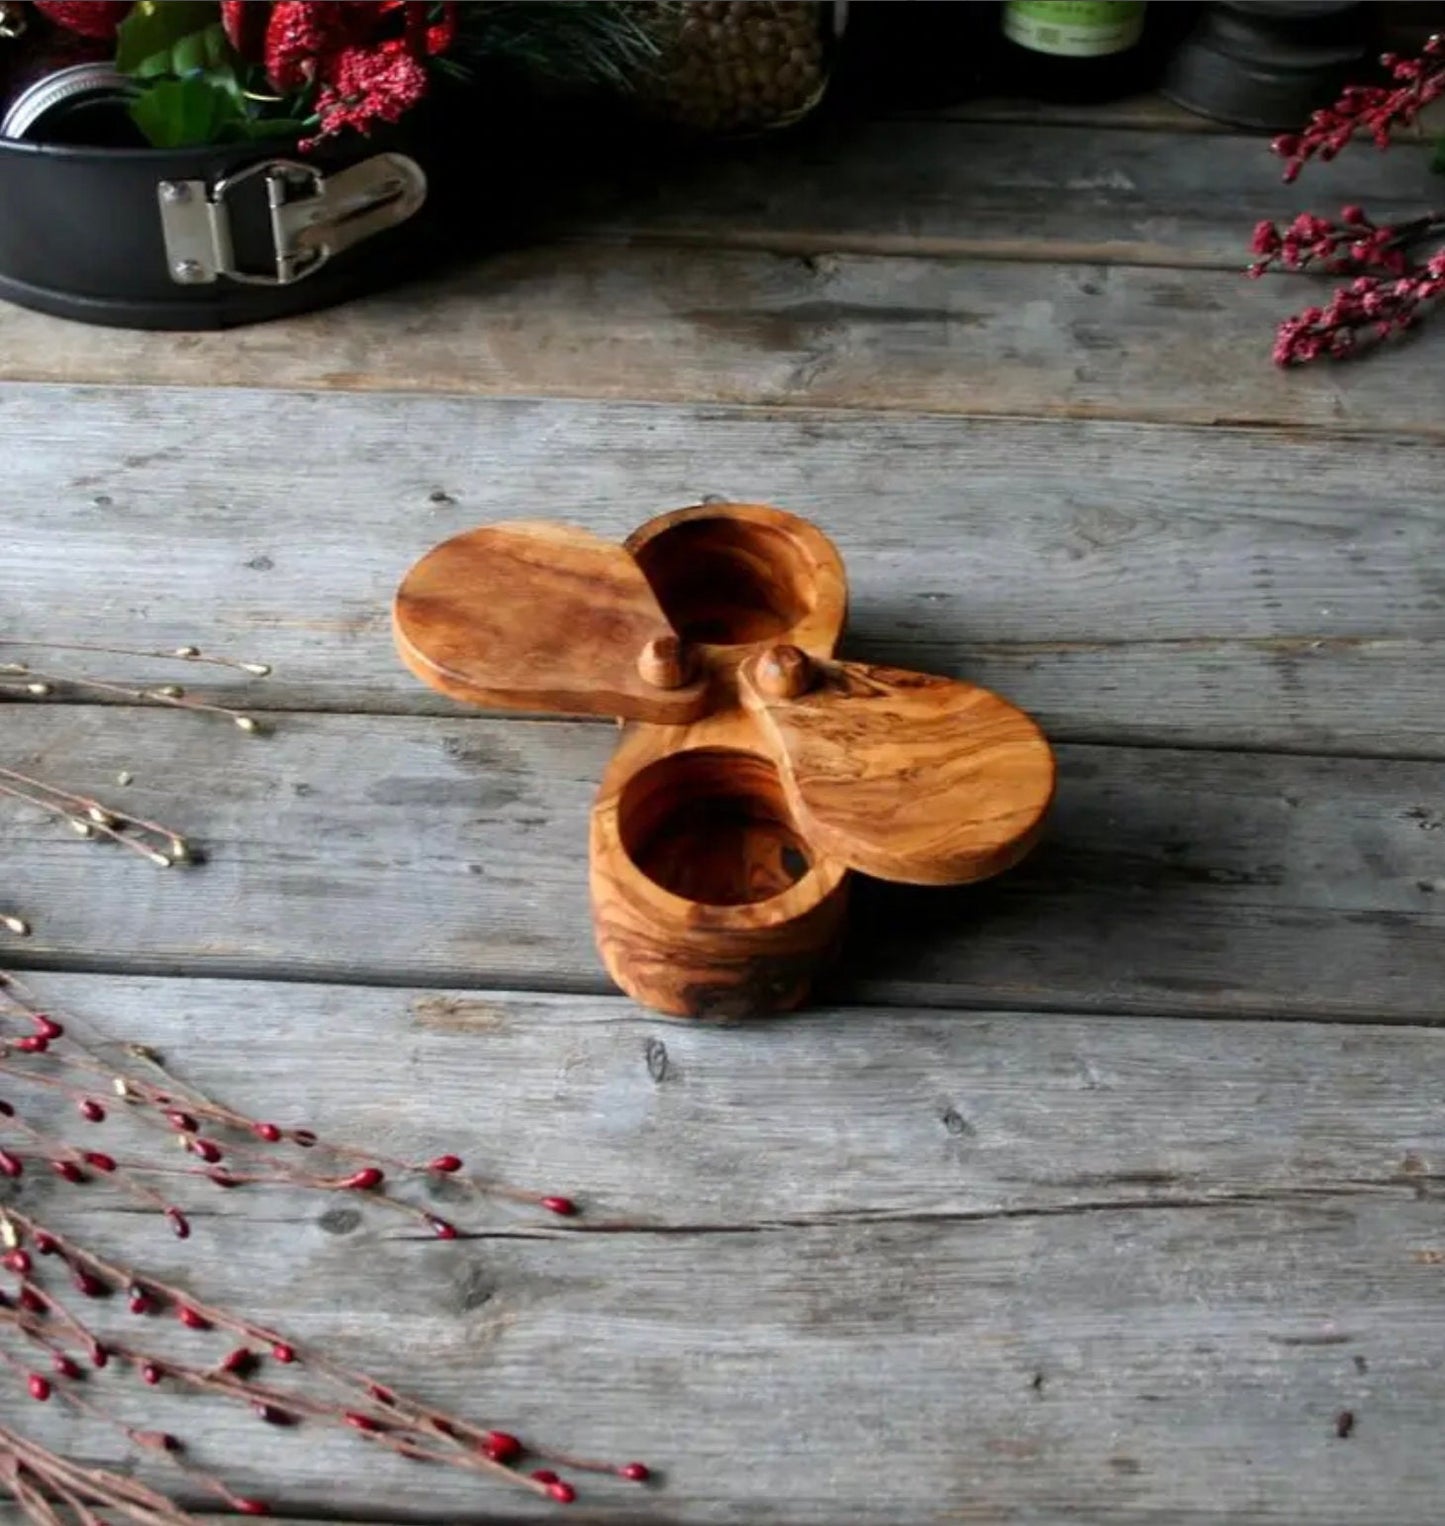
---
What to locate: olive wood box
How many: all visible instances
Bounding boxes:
[394,503,1055,1020]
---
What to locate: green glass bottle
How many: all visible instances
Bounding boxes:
[999,1,1160,102]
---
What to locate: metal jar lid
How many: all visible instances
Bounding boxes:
[1,61,139,143]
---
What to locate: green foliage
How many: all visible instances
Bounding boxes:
[128,77,305,149]
[1433,136,1445,175]
[449,1,667,94]
[129,76,238,147]
[116,1,306,148]
[115,2,224,78]
[115,0,668,147]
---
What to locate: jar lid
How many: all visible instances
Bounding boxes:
[1,61,138,142]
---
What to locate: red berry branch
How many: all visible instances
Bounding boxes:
[0,972,577,1236]
[1271,37,1445,183]
[0,976,652,1520]
[1250,35,1445,364]
[0,1206,649,1515]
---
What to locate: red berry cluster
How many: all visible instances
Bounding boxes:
[1271,36,1444,183]
[1249,207,1423,279]
[1270,259,1445,365]
[0,973,578,1237]
[1249,38,1445,365]
[33,2,459,147]
[1,1207,655,1515]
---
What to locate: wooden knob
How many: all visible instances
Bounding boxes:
[754,644,814,700]
[637,635,694,691]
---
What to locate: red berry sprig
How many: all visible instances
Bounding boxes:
[1271,35,1444,183]
[0,1199,654,1515]
[0,971,581,1233]
[0,968,657,1519]
[1249,38,1445,365]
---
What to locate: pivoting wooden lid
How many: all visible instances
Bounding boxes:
[740,651,1055,886]
[393,521,711,723]
[395,513,1054,891]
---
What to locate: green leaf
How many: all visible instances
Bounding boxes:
[116,3,229,79]
[240,116,307,141]
[204,61,248,107]
[171,23,232,77]
[1433,136,1445,176]
[128,76,245,148]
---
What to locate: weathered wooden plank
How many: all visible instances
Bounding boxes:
[2,708,1439,1019]
[2,974,1444,1522]
[589,118,1428,266]
[4,387,1443,755]
[925,90,1233,132]
[1,249,1440,433]
[0,1511,371,1526]
[13,973,1445,1226]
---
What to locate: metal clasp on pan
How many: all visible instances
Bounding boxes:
[157,152,427,287]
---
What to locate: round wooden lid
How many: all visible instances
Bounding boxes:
[741,653,1055,886]
[393,521,711,723]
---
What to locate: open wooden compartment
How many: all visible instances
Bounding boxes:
[394,501,1055,1021]
[624,502,846,656]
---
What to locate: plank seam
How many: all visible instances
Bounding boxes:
[4,953,1443,1028]
[2,381,1442,448]
[5,699,1445,765]
[563,225,1260,273]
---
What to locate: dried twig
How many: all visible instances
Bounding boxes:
[0,640,270,678]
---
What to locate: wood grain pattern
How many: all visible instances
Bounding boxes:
[935,89,1235,131]
[3,250,1445,434]
[4,387,1439,756]
[5,90,1443,1526]
[422,502,1050,1015]
[588,118,1426,267]
[742,652,1056,885]
[1,707,1439,1021]
[394,502,861,1018]
[7,972,1445,1523]
[393,520,710,723]
[624,501,848,656]
[591,715,853,1020]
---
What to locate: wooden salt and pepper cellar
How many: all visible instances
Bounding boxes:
[394,503,1056,1019]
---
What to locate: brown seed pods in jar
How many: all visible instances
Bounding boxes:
[643,1,837,135]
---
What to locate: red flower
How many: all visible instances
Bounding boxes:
[308,38,426,142]
[263,1,356,92]
[220,0,269,62]
[32,1,132,39]
[221,1,455,142]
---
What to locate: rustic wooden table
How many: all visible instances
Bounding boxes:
[2,91,1443,1523]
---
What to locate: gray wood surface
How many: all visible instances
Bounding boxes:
[3,252,1443,433]
[3,114,1440,433]
[934,89,1234,131]
[3,89,1443,1526]
[3,706,1440,1020]
[3,973,1445,1523]
[3,386,1442,756]
[585,120,1431,266]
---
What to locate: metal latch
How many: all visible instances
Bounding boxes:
[157,153,427,287]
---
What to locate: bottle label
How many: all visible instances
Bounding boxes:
[1003,1,1144,58]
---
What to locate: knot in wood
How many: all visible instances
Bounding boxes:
[754,644,814,700]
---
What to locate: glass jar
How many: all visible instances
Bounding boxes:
[642,1,841,136]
